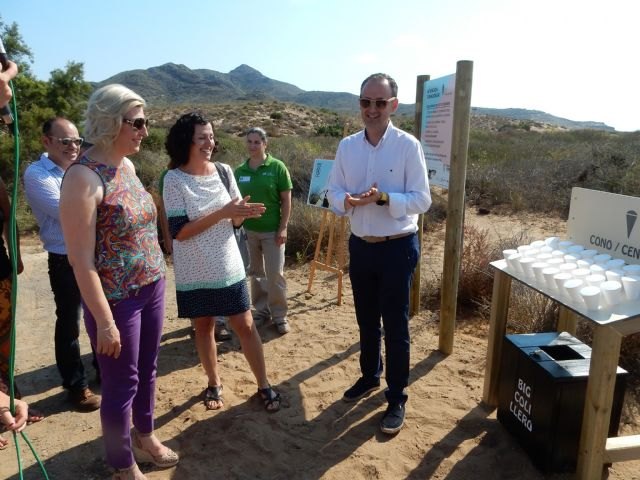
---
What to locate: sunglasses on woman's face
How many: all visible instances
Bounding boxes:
[122,117,149,130]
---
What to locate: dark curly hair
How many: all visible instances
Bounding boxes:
[165,112,210,169]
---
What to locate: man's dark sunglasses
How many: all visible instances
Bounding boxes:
[48,136,84,147]
[359,97,396,109]
[122,117,149,130]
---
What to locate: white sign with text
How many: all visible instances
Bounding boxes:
[568,187,640,264]
[420,74,456,188]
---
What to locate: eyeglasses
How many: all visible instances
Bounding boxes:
[359,97,396,109]
[48,136,84,147]
[122,117,149,130]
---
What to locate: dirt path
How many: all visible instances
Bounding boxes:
[1,212,638,480]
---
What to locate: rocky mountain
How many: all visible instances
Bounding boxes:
[94,63,615,131]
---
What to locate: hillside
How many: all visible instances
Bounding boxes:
[95,63,614,132]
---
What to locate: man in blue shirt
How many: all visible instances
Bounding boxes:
[327,73,431,434]
[23,117,101,411]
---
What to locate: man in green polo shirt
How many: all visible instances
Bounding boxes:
[235,127,293,334]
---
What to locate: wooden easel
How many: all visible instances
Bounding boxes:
[307,210,347,305]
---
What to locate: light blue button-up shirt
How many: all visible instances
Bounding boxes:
[23,153,67,255]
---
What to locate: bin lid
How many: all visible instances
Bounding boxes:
[506,331,583,349]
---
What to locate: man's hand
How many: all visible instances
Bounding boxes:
[344,182,382,208]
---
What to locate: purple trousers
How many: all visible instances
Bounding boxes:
[83,278,165,470]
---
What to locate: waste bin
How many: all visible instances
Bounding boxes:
[497,331,628,473]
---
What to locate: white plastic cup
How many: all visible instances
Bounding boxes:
[605,259,626,270]
[545,236,559,249]
[593,253,612,265]
[580,285,601,310]
[580,249,598,259]
[506,253,521,272]
[523,248,540,258]
[536,253,553,262]
[577,259,594,268]
[558,240,574,251]
[567,245,585,255]
[586,274,606,288]
[621,275,640,301]
[622,264,640,276]
[572,268,591,280]
[519,257,537,277]
[600,280,623,306]
[503,249,518,261]
[530,240,546,249]
[554,272,574,295]
[551,250,566,259]
[589,264,606,274]
[605,269,623,282]
[532,262,549,284]
[517,245,533,254]
[542,267,561,290]
[559,263,578,273]
[564,254,580,263]
[564,278,585,303]
[539,246,554,254]
[547,258,565,267]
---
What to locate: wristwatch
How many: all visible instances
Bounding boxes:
[376,191,389,206]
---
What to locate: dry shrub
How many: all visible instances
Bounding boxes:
[507,283,559,332]
[457,225,499,309]
[286,198,328,264]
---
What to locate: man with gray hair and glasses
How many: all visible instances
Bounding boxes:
[23,117,101,412]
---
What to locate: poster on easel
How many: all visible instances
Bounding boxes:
[307,159,334,209]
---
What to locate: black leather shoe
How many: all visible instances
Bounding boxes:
[380,403,405,434]
[342,378,380,402]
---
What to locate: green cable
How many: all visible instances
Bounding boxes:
[5,79,50,480]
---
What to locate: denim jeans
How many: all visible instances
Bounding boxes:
[48,252,97,392]
[348,233,419,405]
[246,230,288,321]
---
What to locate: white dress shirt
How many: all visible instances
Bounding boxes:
[327,122,432,238]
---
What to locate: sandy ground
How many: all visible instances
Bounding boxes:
[1,211,639,480]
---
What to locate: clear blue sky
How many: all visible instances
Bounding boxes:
[4,0,639,131]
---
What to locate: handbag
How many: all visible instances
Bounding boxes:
[214,162,250,270]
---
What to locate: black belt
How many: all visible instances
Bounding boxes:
[357,232,413,243]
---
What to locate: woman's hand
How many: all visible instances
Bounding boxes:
[97,323,121,359]
[0,396,28,433]
[224,196,265,221]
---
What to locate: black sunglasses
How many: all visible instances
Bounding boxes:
[359,97,396,109]
[122,117,149,130]
[48,136,84,147]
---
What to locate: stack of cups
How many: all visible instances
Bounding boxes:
[505,240,640,312]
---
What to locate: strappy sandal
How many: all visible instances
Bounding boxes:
[203,385,224,410]
[257,386,281,412]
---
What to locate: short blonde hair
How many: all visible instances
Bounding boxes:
[84,84,145,149]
